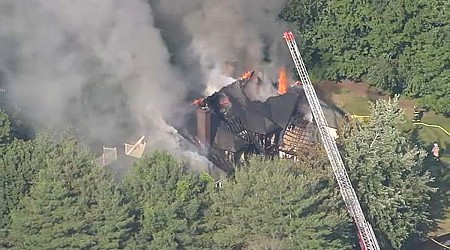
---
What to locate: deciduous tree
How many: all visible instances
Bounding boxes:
[282,0,449,114]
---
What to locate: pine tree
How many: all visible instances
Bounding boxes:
[206,157,352,250]
[8,136,133,249]
[342,96,436,249]
[123,151,213,250]
[0,110,11,147]
[0,140,35,228]
[0,124,57,247]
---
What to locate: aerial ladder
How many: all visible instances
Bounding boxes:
[282,31,381,250]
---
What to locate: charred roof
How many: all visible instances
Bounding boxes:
[178,70,344,176]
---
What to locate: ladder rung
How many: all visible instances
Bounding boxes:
[284,34,380,250]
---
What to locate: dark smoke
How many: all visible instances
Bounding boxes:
[0,0,290,169]
[150,0,290,95]
[0,0,188,150]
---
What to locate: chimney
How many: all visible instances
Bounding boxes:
[197,107,211,146]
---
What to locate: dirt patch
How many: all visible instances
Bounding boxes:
[339,80,370,97]
[315,81,374,114]
[316,80,383,102]
[315,80,450,130]
[316,80,422,115]
[399,99,417,112]
[337,80,384,100]
[315,80,341,103]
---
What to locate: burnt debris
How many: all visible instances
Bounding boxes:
[178,71,326,176]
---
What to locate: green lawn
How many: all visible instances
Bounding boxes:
[331,89,450,160]
[338,96,371,116]
[401,118,450,162]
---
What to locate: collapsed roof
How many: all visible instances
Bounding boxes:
[97,68,343,177]
[183,71,342,176]
[202,83,302,151]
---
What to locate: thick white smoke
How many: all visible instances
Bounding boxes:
[0,0,187,150]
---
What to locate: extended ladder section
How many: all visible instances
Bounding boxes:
[283,31,380,250]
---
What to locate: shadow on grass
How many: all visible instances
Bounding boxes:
[409,127,450,233]
[365,86,384,103]
[315,81,342,104]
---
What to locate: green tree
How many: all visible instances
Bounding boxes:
[207,157,352,250]
[282,0,450,114]
[0,119,57,247]
[280,0,328,72]
[0,140,35,230]
[123,151,213,249]
[342,96,436,249]
[8,136,133,249]
[0,110,11,147]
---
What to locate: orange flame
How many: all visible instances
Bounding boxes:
[278,67,288,95]
[240,71,253,81]
[192,98,205,106]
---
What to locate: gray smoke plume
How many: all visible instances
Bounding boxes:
[0,0,188,151]
[150,0,290,95]
[0,0,290,172]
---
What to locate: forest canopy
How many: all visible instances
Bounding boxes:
[282,0,449,115]
[1,97,446,249]
[0,1,449,249]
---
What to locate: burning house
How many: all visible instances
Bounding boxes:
[176,67,342,176]
[96,63,341,178]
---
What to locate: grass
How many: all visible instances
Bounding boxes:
[429,208,450,237]
[434,209,450,236]
[337,96,371,115]
[317,81,450,235]
[325,82,450,160]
